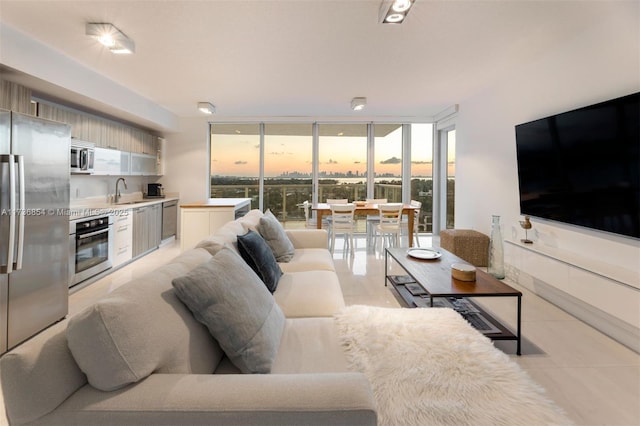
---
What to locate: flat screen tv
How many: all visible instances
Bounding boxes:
[515,92,639,239]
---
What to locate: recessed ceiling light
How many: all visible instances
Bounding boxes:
[197,102,216,114]
[385,13,405,23]
[379,0,415,24]
[392,0,412,13]
[351,97,367,111]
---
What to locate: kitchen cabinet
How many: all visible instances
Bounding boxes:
[93,147,131,175]
[179,198,251,251]
[131,153,158,176]
[112,210,133,267]
[132,204,162,257]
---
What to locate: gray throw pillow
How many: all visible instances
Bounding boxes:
[237,230,282,293]
[171,247,285,373]
[257,209,295,262]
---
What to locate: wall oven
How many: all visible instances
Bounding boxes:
[69,215,113,287]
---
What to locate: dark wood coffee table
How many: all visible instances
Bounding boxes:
[385,247,522,355]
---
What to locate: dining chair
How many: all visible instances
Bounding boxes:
[329,203,356,256]
[324,199,348,232]
[373,203,404,252]
[401,200,422,247]
[365,198,388,249]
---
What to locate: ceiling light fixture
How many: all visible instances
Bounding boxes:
[86,23,135,54]
[197,102,216,114]
[351,97,367,111]
[379,0,415,24]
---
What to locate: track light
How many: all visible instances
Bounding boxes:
[379,0,415,24]
[197,102,216,114]
[351,97,367,111]
[86,23,135,54]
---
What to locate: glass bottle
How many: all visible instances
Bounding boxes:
[488,215,505,279]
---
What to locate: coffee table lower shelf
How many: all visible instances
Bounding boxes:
[388,277,519,343]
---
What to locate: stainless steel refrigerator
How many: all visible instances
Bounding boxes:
[0,109,70,354]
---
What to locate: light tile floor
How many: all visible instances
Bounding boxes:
[1,235,638,425]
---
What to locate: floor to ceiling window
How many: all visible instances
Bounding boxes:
[263,124,312,221]
[209,121,450,233]
[317,124,368,202]
[410,123,434,233]
[373,124,403,202]
[446,129,456,229]
[209,123,260,209]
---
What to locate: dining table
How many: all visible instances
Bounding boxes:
[312,202,416,247]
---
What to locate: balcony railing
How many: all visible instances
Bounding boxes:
[210,179,446,233]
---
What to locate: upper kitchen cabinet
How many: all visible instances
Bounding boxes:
[0,79,33,115]
[130,153,157,176]
[36,100,160,155]
[93,147,131,175]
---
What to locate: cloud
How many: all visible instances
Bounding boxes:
[380,156,401,164]
[234,160,248,165]
[327,159,338,164]
[269,151,285,156]
[411,160,430,164]
[354,161,362,164]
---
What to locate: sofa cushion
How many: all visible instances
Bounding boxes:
[238,208,264,231]
[272,318,349,374]
[172,248,285,374]
[214,317,349,375]
[279,248,336,273]
[66,248,223,392]
[274,271,345,317]
[257,209,295,262]
[237,230,282,292]
[195,235,228,256]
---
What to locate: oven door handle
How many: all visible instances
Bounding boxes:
[77,229,109,240]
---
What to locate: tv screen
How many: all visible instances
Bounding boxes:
[515,92,639,239]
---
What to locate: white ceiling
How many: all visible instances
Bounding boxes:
[0,0,613,131]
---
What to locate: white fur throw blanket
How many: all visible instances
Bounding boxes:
[334,305,572,426]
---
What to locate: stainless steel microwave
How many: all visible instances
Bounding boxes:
[70,142,95,174]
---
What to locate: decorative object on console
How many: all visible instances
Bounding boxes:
[519,215,533,244]
[334,305,572,426]
[451,263,476,282]
[488,215,505,279]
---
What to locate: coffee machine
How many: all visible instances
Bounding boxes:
[147,183,164,197]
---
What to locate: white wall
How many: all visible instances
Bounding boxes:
[159,117,211,236]
[454,3,640,345]
[160,117,211,204]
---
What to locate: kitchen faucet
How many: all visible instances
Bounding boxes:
[115,177,127,204]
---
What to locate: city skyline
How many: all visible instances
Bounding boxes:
[209,124,453,178]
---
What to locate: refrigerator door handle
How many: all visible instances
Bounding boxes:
[1,154,17,274]
[15,155,25,270]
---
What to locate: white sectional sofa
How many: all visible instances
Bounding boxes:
[0,209,377,426]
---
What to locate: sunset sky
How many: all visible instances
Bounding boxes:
[210,124,454,178]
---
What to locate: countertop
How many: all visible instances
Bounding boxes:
[69,196,179,220]
[179,198,251,208]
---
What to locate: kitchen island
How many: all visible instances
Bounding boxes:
[179,198,251,251]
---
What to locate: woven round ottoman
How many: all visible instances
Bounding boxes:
[440,229,489,267]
